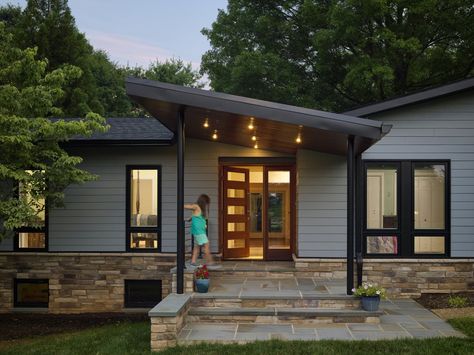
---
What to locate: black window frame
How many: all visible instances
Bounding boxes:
[14,171,48,252]
[125,165,162,252]
[361,159,450,258]
[14,279,49,308]
[124,279,162,308]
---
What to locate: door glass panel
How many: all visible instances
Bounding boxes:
[227,239,245,248]
[366,165,398,229]
[268,170,291,249]
[227,222,245,232]
[414,164,445,229]
[366,236,398,254]
[227,205,245,215]
[227,171,245,182]
[414,236,445,254]
[227,189,245,198]
[249,193,262,233]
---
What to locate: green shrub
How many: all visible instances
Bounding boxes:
[448,295,469,308]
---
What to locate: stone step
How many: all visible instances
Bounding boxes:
[191,294,361,309]
[186,307,381,324]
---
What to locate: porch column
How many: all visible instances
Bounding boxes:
[346,135,355,295]
[176,107,186,294]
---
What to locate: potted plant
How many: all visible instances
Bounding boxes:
[352,282,386,311]
[194,265,210,293]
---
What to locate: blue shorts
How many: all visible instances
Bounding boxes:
[194,234,209,246]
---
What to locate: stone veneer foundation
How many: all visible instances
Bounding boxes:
[294,257,474,298]
[0,253,175,313]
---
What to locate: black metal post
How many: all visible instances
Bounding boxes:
[176,107,185,294]
[355,154,363,287]
[347,135,355,295]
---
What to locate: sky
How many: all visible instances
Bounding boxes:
[1,0,228,70]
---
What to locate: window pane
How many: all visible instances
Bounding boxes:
[227,239,245,248]
[227,205,245,215]
[227,189,245,198]
[414,164,445,229]
[227,222,245,232]
[130,170,158,227]
[366,236,398,254]
[414,236,445,254]
[268,171,290,184]
[268,170,291,250]
[20,170,45,227]
[366,165,398,229]
[130,232,158,249]
[19,232,45,249]
[15,280,48,307]
[227,171,245,182]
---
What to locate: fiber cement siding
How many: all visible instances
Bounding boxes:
[296,150,347,257]
[363,90,474,257]
[0,139,283,252]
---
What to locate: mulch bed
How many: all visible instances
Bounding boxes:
[0,313,147,342]
[416,292,474,309]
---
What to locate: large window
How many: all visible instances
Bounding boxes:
[363,161,449,257]
[16,170,47,251]
[126,166,161,251]
[14,279,49,308]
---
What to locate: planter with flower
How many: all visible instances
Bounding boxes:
[352,282,386,311]
[194,265,210,293]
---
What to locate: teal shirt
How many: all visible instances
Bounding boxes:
[191,214,207,236]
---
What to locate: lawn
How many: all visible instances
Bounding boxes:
[0,318,473,355]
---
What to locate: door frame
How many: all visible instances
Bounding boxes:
[218,157,296,261]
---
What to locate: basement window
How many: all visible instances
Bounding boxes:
[124,280,162,308]
[14,279,49,308]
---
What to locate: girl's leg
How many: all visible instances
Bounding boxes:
[191,244,200,264]
[203,243,213,265]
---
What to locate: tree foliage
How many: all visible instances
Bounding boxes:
[201,0,474,111]
[0,23,107,237]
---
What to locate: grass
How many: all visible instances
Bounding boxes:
[0,318,473,355]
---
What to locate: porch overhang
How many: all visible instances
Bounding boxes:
[125,78,391,155]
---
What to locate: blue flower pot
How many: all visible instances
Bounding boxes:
[361,295,380,311]
[195,278,209,293]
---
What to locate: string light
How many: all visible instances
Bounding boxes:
[248,117,255,130]
[203,118,209,128]
[212,130,218,140]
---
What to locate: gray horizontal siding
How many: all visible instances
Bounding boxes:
[296,150,347,258]
[363,90,474,257]
[0,139,283,253]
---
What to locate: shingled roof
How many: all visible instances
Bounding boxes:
[66,117,173,145]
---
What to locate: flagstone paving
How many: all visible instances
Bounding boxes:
[178,299,465,342]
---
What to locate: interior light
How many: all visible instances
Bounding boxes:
[296,134,302,144]
[248,117,255,130]
[254,142,258,149]
[251,134,257,141]
[212,130,218,140]
[203,118,209,128]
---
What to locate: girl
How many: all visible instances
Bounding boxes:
[185,194,214,267]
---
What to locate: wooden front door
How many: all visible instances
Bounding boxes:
[223,167,250,258]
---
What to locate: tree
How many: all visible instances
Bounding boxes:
[121,58,203,116]
[0,23,107,238]
[201,0,474,111]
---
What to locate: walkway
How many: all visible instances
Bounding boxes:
[178,299,464,342]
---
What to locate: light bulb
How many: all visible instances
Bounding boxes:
[254,143,258,149]
[248,117,254,130]
[296,135,302,144]
[212,130,218,140]
[252,135,257,141]
[203,118,209,128]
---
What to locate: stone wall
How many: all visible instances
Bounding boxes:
[294,257,474,298]
[0,253,176,313]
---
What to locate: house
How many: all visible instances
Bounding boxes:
[0,77,473,314]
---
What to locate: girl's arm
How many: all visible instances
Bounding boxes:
[184,204,198,210]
